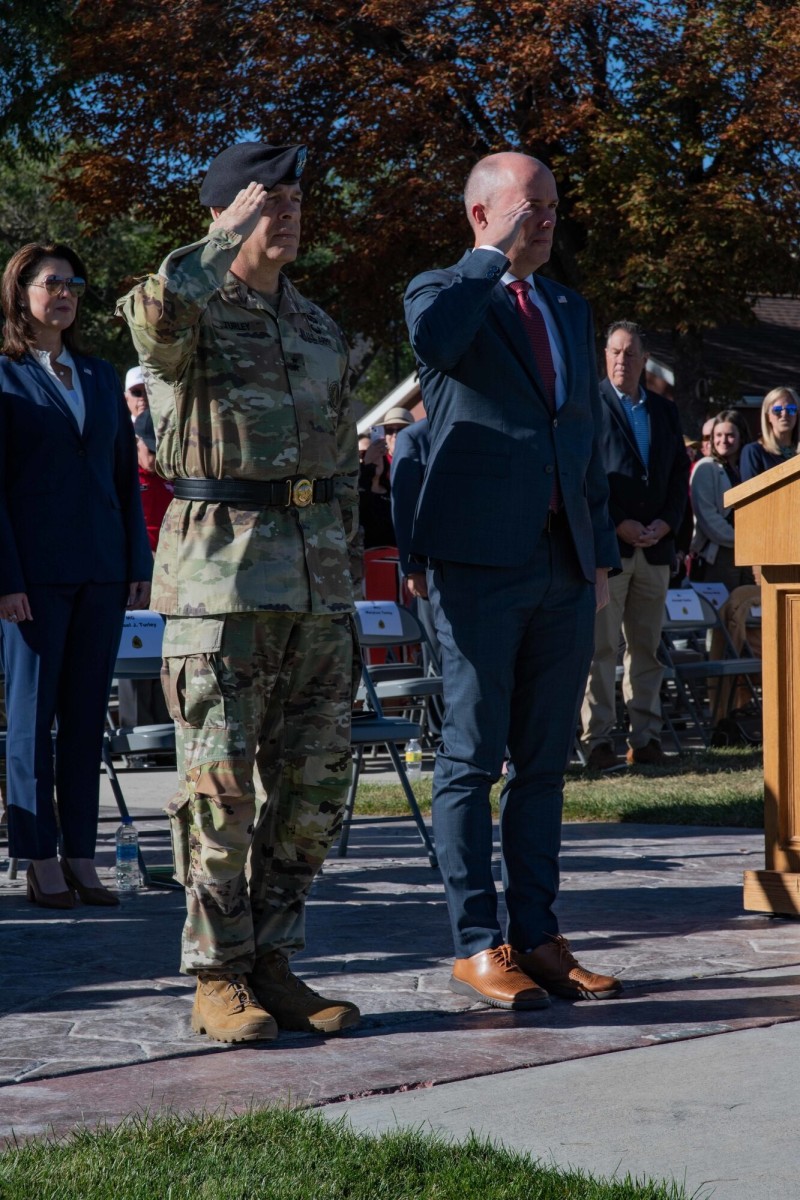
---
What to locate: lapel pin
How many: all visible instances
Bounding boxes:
[557,296,567,304]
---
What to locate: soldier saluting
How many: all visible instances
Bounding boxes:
[118,143,361,1043]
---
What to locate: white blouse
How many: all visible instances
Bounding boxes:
[34,347,85,433]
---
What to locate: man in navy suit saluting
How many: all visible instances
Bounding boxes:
[404,151,623,1009]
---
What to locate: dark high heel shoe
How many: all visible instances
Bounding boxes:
[61,861,120,907]
[26,864,76,910]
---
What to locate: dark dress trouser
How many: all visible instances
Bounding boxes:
[3,581,127,859]
[427,521,595,959]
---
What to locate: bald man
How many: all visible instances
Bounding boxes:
[404,152,623,1010]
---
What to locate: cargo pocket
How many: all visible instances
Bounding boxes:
[161,617,226,731]
[164,788,192,886]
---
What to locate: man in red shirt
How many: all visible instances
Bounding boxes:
[133,410,173,552]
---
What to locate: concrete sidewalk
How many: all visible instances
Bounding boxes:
[1,765,798,1199]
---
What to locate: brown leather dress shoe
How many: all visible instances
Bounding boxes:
[450,945,551,1010]
[516,935,622,1000]
[586,742,619,771]
[626,739,667,766]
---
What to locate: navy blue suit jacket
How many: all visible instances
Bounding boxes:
[390,419,430,577]
[739,440,787,482]
[596,379,689,566]
[404,249,618,581]
[0,352,152,595]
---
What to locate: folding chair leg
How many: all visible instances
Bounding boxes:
[337,746,363,858]
[661,706,684,753]
[664,674,710,748]
[385,742,438,869]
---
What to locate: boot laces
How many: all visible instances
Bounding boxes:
[227,977,255,1006]
[265,954,320,999]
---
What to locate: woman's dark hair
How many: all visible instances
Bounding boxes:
[1,242,87,361]
[709,408,750,464]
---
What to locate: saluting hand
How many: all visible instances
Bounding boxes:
[475,197,537,256]
[209,181,267,243]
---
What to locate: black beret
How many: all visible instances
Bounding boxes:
[199,142,307,206]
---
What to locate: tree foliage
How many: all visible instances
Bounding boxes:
[3,1,800,418]
[0,151,167,374]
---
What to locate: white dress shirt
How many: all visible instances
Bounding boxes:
[34,347,86,433]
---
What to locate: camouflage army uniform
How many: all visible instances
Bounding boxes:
[117,230,361,975]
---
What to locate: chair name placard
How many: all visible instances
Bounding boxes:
[355,600,404,636]
[118,610,165,658]
[665,589,704,621]
[690,581,729,610]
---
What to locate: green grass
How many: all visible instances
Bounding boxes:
[356,748,763,828]
[0,1108,696,1199]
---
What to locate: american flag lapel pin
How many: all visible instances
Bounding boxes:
[557,295,567,304]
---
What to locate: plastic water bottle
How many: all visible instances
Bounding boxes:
[115,818,141,893]
[404,738,423,781]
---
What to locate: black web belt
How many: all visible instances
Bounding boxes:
[172,477,336,508]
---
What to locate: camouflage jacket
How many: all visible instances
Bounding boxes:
[116,230,360,616]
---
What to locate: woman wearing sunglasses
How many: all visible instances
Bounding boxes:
[739,388,800,482]
[0,242,151,909]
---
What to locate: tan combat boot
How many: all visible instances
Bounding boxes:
[249,951,360,1035]
[191,974,278,1043]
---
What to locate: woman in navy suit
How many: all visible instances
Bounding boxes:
[0,242,152,908]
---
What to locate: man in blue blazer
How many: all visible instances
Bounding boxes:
[580,322,689,771]
[404,151,622,1009]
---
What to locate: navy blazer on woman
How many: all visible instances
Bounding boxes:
[404,248,618,581]
[739,440,793,482]
[0,352,152,595]
[595,378,689,566]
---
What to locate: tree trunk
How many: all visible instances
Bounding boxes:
[671,326,710,435]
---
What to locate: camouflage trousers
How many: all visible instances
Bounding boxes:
[161,611,359,976]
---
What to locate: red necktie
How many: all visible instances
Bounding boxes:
[507,279,561,512]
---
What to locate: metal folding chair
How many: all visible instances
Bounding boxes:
[338,601,438,867]
[659,590,762,746]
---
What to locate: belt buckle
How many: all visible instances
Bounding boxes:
[291,477,314,507]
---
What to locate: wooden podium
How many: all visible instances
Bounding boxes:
[725,455,800,914]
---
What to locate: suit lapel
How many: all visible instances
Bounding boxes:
[601,378,630,430]
[488,285,550,407]
[26,354,82,436]
[536,277,573,402]
[601,378,646,467]
[73,353,95,439]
